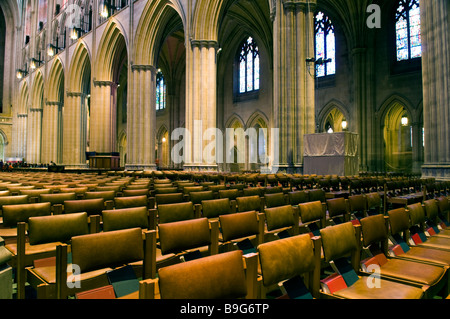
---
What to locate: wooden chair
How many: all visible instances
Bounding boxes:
[0,195,30,216]
[156,201,197,224]
[264,192,288,208]
[84,190,115,210]
[298,201,327,236]
[319,222,424,299]
[114,195,149,209]
[7,212,94,299]
[423,199,450,238]
[407,202,450,252]
[102,206,156,232]
[359,214,449,299]
[326,197,350,225]
[348,194,367,221]
[39,192,77,214]
[63,198,105,219]
[236,195,264,213]
[30,227,154,299]
[19,189,52,203]
[288,190,309,206]
[387,207,450,268]
[257,234,321,299]
[139,250,258,299]
[219,210,265,252]
[263,205,300,242]
[198,198,234,221]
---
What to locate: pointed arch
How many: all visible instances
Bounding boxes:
[68,41,91,93]
[95,19,128,81]
[225,113,245,129]
[246,110,269,129]
[18,81,30,114]
[133,0,184,66]
[192,0,233,41]
[46,57,65,102]
[378,94,415,125]
[31,71,45,109]
[317,99,350,132]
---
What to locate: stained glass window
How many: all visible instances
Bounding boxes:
[395,0,421,61]
[239,37,260,94]
[156,70,166,110]
[315,11,335,77]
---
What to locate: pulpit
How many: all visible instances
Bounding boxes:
[303,132,359,176]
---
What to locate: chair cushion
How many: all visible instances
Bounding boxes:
[288,191,308,205]
[201,198,231,218]
[423,199,439,221]
[236,195,261,212]
[400,246,450,266]
[102,207,149,232]
[84,191,116,201]
[264,193,286,208]
[264,205,295,231]
[388,208,410,235]
[360,214,388,247]
[219,211,259,242]
[158,250,247,299]
[71,228,144,273]
[334,277,423,299]
[218,189,239,200]
[348,194,366,211]
[320,222,357,263]
[298,201,323,224]
[40,193,77,205]
[190,191,214,205]
[155,193,184,205]
[380,258,446,286]
[408,203,426,225]
[2,202,52,228]
[158,201,195,224]
[114,195,148,209]
[326,197,347,218]
[258,234,315,287]
[28,212,89,245]
[64,198,105,215]
[158,218,211,255]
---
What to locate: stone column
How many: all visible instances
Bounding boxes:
[41,101,63,164]
[183,39,218,172]
[125,65,156,171]
[26,108,42,164]
[90,81,117,153]
[272,0,316,173]
[15,114,28,160]
[62,92,88,168]
[421,0,450,180]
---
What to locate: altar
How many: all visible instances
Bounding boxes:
[303,132,359,176]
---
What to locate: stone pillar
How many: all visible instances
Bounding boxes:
[15,114,28,159]
[90,81,117,154]
[41,101,63,164]
[272,0,316,173]
[183,40,218,172]
[26,108,42,164]
[421,0,450,180]
[62,92,88,168]
[125,65,156,171]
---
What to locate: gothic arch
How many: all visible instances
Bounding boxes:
[317,100,350,132]
[31,71,44,109]
[378,94,415,126]
[68,41,91,93]
[46,57,65,102]
[95,19,128,81]
[225,113,245,129]
[246,110,269,129]
[18,81,29,114]
[133,0,184,66]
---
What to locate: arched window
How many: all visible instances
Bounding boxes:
[395,0,421,61]
[315,11,335,77]
[156,70,166,110]
[238,36,260,94]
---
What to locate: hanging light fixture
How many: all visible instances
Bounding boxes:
[401,109,408,126]
[341,118,348,130]
[16,68,28,79]
[70,27,80,40]
[99,1,109,18]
